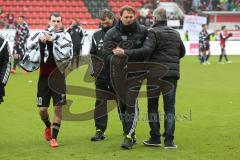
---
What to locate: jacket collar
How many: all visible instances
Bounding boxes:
[116,20,138,34]
[152,21,167,28]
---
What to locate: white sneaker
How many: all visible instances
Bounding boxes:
[226,61,232,64]
[206,61,211,65]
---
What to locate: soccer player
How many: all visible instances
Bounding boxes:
[218,25,232,64]
[36,13,71,148]
[199,24,211,65]
[11,16,29,73]
[89,9,116,141]
[0,35,10,104]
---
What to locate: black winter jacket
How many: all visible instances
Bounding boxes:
[102,20,148,64]
[124,21,185,79]
[90,28,111,84]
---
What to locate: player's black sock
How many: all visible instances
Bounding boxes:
[224,54,229,61]
[52,123,61,139]
[206,54,210,61]
[200,55,204,63]
[13,59,19,70]
[0,96,3,104]
[41,116,51,128]
[219,54,223,62]
[202,55,207,63]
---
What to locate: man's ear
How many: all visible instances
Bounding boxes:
[152,16,156,23]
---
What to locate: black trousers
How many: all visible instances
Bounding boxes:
[109,56,142,137]
[147,78,177,143]
[116,72,142,137]
[94,79,116,132]
[117,91,139,137]
[71,50,81,68]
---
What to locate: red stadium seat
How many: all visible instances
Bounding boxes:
[54,7,62,12]
[38,12,45,19]
[81,7,88,13]
[77,1,84,6]
[78,13,85,19]
[58,1,65,6]
[2,0,104,29]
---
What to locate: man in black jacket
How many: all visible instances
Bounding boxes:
[0,36,10,104]
[102,5,148,149]
[89,9,116,141]
[144,8,185,149]
[67,18,84,68]
[114,7,185,149]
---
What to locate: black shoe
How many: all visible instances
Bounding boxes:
[132,135,137,145]
[123,133,137,145]
[143,138,161,147]
[164,141,177,149]
[90,130,105,141]
[121,136,133,149]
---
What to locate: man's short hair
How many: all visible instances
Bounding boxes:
[18,16,25,20]
[49,12,62,21]
[202,24,206,28]
[120,5,135,16]
[100,9,115,20]
[221,25,226,30]
[72,18,79,24]
[153,7,167,22]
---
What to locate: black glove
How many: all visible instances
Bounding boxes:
[229,33,233,37]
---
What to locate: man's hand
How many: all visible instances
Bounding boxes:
[112,47,126,57]
[44,33,53,41]
[40,34,48,43]
[40,33,53,43]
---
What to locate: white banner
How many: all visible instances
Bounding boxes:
[167,20,180,27]
[183,15,207,41]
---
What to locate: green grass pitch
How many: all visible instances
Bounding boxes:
[0,56,239,160]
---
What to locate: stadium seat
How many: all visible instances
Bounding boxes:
[2,0,103,29]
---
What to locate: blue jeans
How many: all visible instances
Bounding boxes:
[147,78,177,143]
